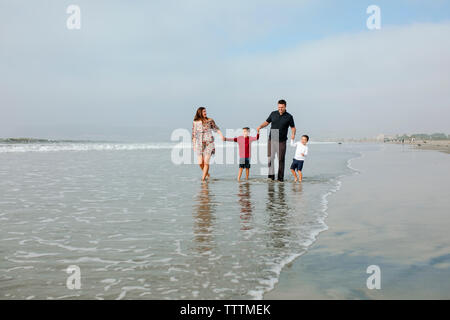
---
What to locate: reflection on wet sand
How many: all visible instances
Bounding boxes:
[193,182,216,253]
[238,182,253,231]
[292,182,303,195]
[266,182,291,249]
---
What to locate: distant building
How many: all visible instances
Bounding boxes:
[376,134,385,142]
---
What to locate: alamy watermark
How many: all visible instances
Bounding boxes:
[170,128,287,176]
[66,5,81,30]
[366,5,381,30]
[366,265,381,289]
[66,265,81,290]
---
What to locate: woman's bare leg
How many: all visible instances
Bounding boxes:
[198,155,210,179]
[202,164,210,181]
[197,155,204,171]
[202,155,211,181]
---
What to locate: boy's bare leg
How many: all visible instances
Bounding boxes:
[245,168,249,180]
[237,168,243,181]
[298,170,303,182]
[291,169,298,182]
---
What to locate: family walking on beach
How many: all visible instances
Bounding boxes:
[191,99,309,182]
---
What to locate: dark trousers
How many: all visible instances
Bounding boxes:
[267,139,287,180]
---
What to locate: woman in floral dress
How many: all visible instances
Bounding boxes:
[192,107,224,181]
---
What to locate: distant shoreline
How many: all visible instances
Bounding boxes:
[387,139,450,154]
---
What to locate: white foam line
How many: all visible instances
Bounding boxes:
[0,143,188,153]
[0,141,336,153]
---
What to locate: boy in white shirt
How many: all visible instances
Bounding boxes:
[290,135,309,182]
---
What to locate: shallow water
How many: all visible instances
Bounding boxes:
[265,143,450,299]
[0,142,357,299]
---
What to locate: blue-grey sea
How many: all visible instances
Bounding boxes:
[0,140,358,299]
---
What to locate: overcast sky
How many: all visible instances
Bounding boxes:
[1,0,450,141]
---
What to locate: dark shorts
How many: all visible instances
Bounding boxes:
[290,159,304,171]
[239,158,250,169]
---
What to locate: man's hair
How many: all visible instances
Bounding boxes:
[302,135,309,141]
[243,127,250,131]
[278,99,287,106]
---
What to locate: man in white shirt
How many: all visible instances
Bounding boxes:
[290,135,309,182]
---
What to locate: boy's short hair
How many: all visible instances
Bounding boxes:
[302,135,309,141]
[243,127,250,130]
[278,99,287,106]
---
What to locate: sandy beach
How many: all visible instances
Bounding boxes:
[389,140,450,154]
[265,143,450,299]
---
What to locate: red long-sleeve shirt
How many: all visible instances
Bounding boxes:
[224,134,259,158]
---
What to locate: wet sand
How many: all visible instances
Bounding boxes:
[264,143,450,299]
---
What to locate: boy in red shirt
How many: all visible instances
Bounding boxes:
[223,127,260,181]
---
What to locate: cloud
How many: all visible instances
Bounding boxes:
[216,22,450,138]
[1,1,449,139]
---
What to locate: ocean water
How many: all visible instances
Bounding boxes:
[0,141,358,299]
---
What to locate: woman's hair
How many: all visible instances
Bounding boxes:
[194,107,208,122]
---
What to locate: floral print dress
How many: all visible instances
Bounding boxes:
[192,119,220,157]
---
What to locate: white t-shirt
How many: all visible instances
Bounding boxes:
[290,140,308,161]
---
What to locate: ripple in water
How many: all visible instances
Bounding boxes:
[0,143,357,299]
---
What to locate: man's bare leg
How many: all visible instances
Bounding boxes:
[245,168,250,180]
[237,168,243,181]
[298,170,303,182]
[291,169,298,182]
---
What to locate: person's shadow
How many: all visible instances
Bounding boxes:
[238,182,253,231]
[192,182,216,253]
[266,182,291,249]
